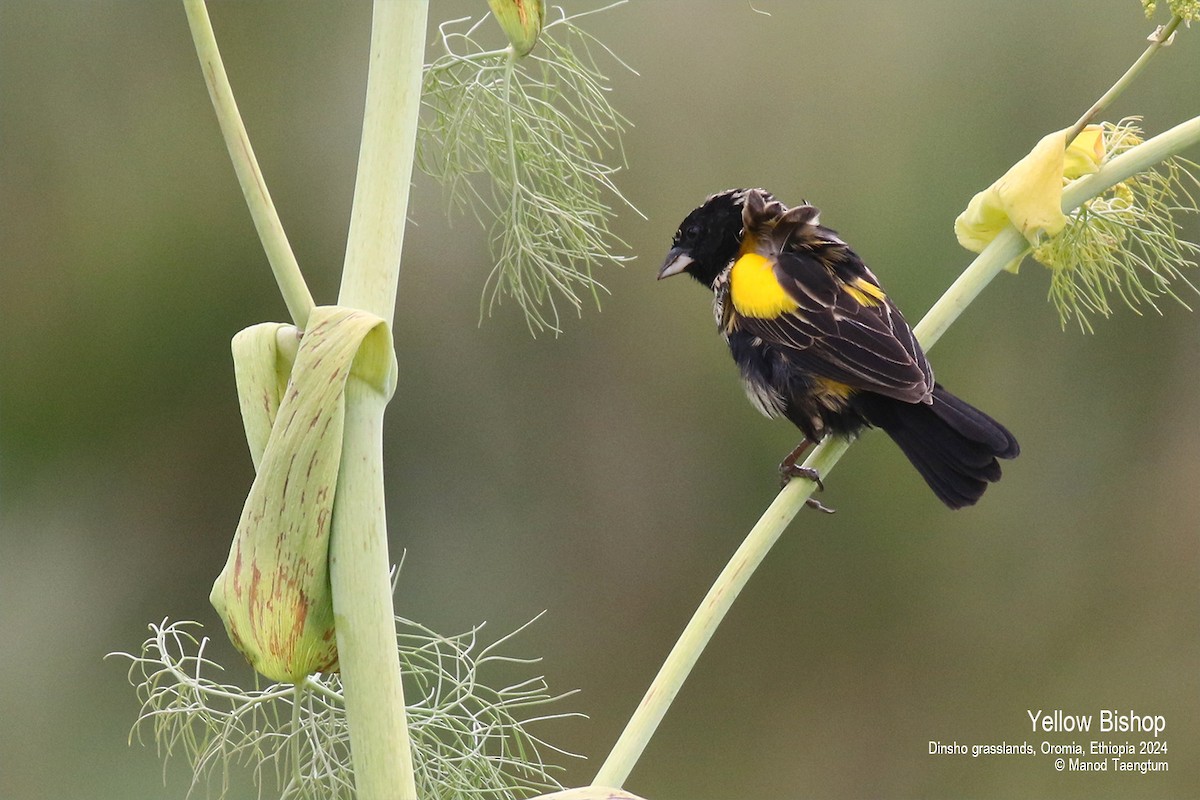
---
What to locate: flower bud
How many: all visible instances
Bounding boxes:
[487,0,545,57]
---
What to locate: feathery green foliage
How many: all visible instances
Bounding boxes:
[1034,119,1200,331]
[112,615,580,800]
[419,3,638,334]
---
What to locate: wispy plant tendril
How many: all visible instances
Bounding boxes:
[419,2,640,335]
[1034,119,1200,331]
[110,616,581,800]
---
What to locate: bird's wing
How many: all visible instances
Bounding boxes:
[732,230,934,403]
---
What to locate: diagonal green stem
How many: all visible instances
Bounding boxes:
[181,0,314,329]
[590,224,1021,790]
[1063,14,1183,145]
[1063,113,1200,209]
[591,113,1200,789]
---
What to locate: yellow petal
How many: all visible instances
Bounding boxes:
[1063,125,1105,179]
[953,184,1018,254]
[954,124,1106,270]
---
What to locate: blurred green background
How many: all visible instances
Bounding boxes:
[2,1,1198,798]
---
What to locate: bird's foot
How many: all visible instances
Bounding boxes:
[778,439,816,489]
[779,442,835,513]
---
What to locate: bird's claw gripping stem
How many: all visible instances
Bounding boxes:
[779,440,835,513]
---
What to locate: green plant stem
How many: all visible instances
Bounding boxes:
[591,114,1200,789]
[338,0,428,324]
[331,377,411,800]
[1064,113,1200,209]
[591,232,1026,793]
[328,3,427,800]
[181,0,314,329]
[1064,14,1184,145]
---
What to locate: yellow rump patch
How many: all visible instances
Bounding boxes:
[843,277,886,307]
[730,253,800,319]
[815,376,854,400]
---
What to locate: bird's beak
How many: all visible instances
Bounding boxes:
[657,248,694,280]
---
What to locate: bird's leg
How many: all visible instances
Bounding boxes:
[778,439,835,513]
[779,439,820,487]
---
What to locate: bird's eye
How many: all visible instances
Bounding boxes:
[683,222,702,241]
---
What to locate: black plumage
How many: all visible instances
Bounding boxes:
[658,188,1018,509]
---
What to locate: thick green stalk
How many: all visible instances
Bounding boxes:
[592,115,1200,789]
[328,3,428,800]
[330,377,410,800]
[181,0,314,328]
[1063,113,1200,209]
[338,0,428,324]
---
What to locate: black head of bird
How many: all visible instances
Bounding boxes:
[657,188,773,288]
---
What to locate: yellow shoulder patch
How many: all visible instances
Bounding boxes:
[843,277,887,307]
[729,253,800,319]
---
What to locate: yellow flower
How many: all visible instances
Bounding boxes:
[1062,125,1105,179]
[954,124,1105,270]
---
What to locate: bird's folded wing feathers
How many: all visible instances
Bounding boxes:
[736,246,934,403]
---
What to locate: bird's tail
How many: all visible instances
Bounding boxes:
[854,385,1019,509]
